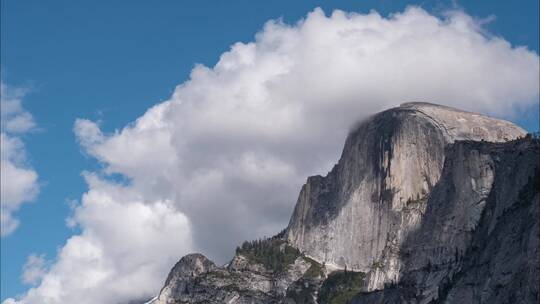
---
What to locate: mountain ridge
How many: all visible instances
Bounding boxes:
[148,103,538,304]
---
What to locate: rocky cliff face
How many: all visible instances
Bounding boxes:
[150,103,538,304]
[286,102,525,289]
[351,138,539,303]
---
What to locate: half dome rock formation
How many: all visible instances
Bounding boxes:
[285,102,526,288]
[150,102,538,304]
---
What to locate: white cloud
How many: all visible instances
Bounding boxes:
[1,83,36,133]
[7,6,539,304]
[1,83,39,236]
[22,254,48,285]
[9,173,193,304]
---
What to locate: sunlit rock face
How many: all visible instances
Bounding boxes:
[285,102,526,290]
[154,254,217,304]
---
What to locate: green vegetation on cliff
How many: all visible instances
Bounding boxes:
[318,271,366,304]
[235,238,301,273]
[302,256,324,279]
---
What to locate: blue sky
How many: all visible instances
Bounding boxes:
[1,0,538,302]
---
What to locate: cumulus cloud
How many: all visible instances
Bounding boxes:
[7,6,539,304]
[1,82,39,236]
[22,254,48,285]
[10,173,193,304]
[1,84,36,133]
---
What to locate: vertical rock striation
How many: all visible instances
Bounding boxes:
[351,138,539,303]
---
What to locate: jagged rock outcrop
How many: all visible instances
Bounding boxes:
[155,254,217,303]
[150,103,538,304]
[152,239,324,304]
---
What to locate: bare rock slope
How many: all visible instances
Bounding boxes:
[151,102,538,304]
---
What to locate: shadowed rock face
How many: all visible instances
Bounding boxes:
[286,102,525,288]
[150,103,537,304]
[351,139,539,304]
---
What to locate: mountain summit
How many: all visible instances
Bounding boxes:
[150,103,538,304]
[286,102,525,285]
